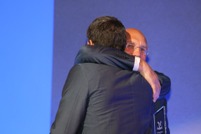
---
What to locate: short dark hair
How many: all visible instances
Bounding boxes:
[87,16,126,51]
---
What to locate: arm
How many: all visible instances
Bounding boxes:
[75,45,161,102]
[50,65,88,134]
[138,60,161,102]
[155,71,171,98]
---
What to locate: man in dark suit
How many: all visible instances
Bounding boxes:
[50,16,161,134]
[76,28,171,133]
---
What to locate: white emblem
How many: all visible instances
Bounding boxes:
[157,121,163,130]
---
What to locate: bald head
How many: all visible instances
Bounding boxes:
[125,28,148,60]
[126,28,147,45]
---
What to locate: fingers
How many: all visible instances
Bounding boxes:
[149,70,161,102]
[152,79,161,102]
[153,89,160,102]
[138,60,161,102]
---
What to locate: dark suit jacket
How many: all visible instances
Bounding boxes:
[50,46,155,134]
[75,45,171,98]
[75,45,171,133]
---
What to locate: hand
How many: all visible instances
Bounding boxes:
[138,60,161,102]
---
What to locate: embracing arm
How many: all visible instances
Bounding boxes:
[75,45,161,102]
[138,59,161,102]
[50,65,88,134]
[155,71,171,98]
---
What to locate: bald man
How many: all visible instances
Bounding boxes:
[76,28,171,133]
[125,28,170,133]
[125,28,148,60]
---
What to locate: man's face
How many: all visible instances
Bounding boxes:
[125,29,148,61]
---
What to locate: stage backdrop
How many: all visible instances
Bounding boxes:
[51,0,201,133]
[0,1,53,134]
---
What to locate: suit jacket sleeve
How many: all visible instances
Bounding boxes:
[50,65,89,134]
[75,45,134,70]
[75,45,171,97]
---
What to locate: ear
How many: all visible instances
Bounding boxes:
[87,40,94,46]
